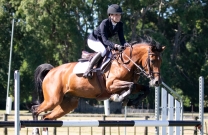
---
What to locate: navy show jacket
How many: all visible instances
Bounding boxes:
[88,18,126,49]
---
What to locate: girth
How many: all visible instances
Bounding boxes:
[94,70,111,101]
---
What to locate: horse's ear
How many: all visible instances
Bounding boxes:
[161,46,166,52]
[150,46,166,52]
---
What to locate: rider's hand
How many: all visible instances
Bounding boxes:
[114,44,125,52]
[124,43,130,47]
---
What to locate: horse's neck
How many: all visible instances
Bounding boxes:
[103,46,147,78]
[105,55,133,76]
[118,46,147,72]
[121,47,144,67]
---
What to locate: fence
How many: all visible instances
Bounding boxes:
[1,71,204,135]
[154,77,204,135]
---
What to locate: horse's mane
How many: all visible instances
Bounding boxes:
[130,35,163,52]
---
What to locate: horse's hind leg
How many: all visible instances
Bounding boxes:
[34,82,65,118]
[31,105,52,135]
[31,105,41,135]
[43,95,79,120]
[31,105,40,120]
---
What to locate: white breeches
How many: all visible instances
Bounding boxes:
[87,39,106,57]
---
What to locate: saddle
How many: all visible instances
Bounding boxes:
[79,50,112,70]
[78,51,97,62]
[78,50,113,100]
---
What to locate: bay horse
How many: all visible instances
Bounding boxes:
[31,38,165,121]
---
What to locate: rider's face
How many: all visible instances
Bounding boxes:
[110,14,121,23]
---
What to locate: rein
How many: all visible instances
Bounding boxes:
[122,52,150,78]
[118,45,160,79]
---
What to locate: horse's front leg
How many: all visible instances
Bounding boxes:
[109,80,135,102]
[127,84,150,107]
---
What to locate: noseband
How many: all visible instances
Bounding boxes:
[118,45,160,79]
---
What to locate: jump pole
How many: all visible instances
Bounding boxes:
[1,120,201,128]
[199,76,204,135]
[14,70,20,135]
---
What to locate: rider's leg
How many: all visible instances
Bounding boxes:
[83,52,102,78]
[83,39,106,78]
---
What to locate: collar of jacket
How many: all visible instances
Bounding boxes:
[108,18,118,30]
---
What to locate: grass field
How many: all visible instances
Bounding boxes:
[0,111,207,135]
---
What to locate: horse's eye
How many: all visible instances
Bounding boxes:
[150,60,155,64]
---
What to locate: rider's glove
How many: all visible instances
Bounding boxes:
[124,43,130,47]
[114,44,125,52]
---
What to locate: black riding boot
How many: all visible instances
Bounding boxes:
[83,52,102,78]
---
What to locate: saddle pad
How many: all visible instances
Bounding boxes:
[73,61,90,74]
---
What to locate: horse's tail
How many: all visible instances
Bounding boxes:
[34,63,54,104]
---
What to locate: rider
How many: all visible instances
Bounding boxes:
[83,4,129,78]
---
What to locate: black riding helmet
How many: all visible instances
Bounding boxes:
[107,4,123,16]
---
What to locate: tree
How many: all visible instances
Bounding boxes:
[0,0,207,109]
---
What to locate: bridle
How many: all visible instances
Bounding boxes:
[118,45,161,79]
[145,49,161,79]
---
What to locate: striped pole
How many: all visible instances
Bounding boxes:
[0,120,201,128]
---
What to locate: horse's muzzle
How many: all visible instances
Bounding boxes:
[149,77,162,87]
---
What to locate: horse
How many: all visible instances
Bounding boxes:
[30,38,165,121]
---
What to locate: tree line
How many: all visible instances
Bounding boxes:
[0,0,207,109]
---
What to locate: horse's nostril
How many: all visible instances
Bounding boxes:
[155,81,159,84]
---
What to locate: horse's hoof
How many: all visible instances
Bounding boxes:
[109,94,119,102]
[32,127,40,135]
